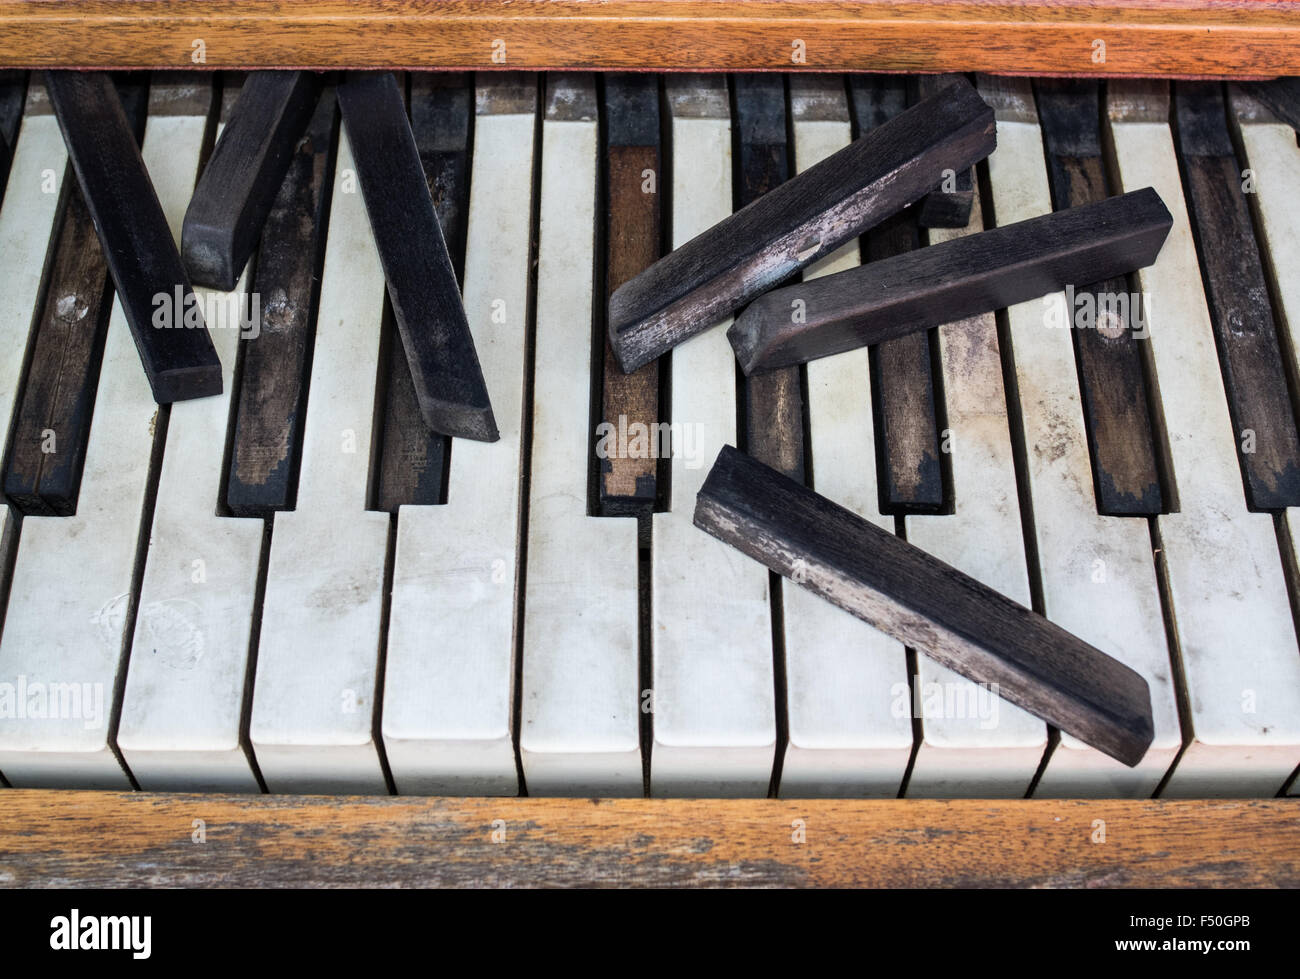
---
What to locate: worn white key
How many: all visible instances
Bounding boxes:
[1108,83,1300,796]
[249,123,391,794]
[0,80,207,788]
[778,77,910,799]
[650,76,774,797]
[382,76,537,795]
[974,78,1179,798]
[0,86,65,619]
[894,80,1045,798]
[116,102,264,793]
[518,77,641,796]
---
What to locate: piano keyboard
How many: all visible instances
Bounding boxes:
[0,70,1297,800]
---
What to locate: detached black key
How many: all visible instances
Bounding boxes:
[375,72,472,512]
[1176,81,1300,510]
[45,70,222,404]
[337,71,497,442]
[0,70,27,199]
[608,76,996,373]
[851,74,944,514]
[735,73,805,484]
[4,76,148,516]
[1038,79,1165,516]
[182,70,319,290]
[225,86,338,517]
[729,189,1174,373]
[694,445,1156,768]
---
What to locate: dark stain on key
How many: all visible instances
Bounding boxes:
[1174,81,1300,510]
[1037,79,1165,516]
[225,83,338,517]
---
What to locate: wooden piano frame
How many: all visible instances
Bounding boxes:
[0,0,1297,887]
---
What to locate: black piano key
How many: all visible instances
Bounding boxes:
[851,75,943,514]
[1037,79,1165,516]
[374,72,472,513]
[1175,81,1300,510]
[693,445,1156,768]
[912,74,976,229]
[3,76,148,516]
[734,74,805,484]
[337,70,497,443]
[729,190,1174,371]
[608,75,996,373]
[1240,77,1300,133]
[182,71,319,291]
[597,73,662,516]
[224,86,338,518]
[45,70,222,404]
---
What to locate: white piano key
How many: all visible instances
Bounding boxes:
[1107,82,1300,797]
[381,75,537,795]
[1232,88,1300,619]
[974,78,1179,798]
[117,120,262,793]
[902,89,1046,797]
[649,76,775,797]
[0,87,65,614]
[0,80,208,788]
[778,76,910,798]
[249,126,391,794]
[518,77,641,796]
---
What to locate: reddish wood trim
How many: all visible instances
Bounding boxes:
[0,1,1296,76]
[0,790,1296,887]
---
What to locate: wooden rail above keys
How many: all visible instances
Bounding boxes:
[0,1,1298,76]
[0,791,1295,887]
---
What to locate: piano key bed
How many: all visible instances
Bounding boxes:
[0,69,1296,885]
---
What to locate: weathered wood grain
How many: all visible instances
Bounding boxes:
[1175,80,1300,510]
[337,70,496,441]
[1037,78,1165,516]
[224,85,336,517]
[729,189,1173,374]
[694,445,1155,767]
[46,69,222,403]
[0,2,1297,76]
[182,70,318,290]
[0,790,1294,887]
[608,76,995,373]
[597,73,661,515]
[735,73,804,484]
